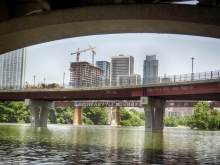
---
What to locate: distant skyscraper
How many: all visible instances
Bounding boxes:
[96,61,110,86]
[110,55,134,86]
[0,48,26,89]
[143,55,158,84]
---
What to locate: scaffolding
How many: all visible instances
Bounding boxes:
[70,61,104,88]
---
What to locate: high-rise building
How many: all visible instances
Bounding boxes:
[70,61,104,87]
[96,61,110,86]
[143,55,158,84]
[0,48,26,89]
[117,74,141,86]
[110,55,134,86]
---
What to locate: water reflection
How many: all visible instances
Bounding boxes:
[143,132,163,164]
[162,127,220,164]
[0,124,220,164]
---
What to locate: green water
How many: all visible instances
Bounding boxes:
[0,123,220,164]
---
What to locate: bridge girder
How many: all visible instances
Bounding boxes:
[0,3,220,54]
[0,81,220,101]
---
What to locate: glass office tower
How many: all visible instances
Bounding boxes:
[143,55,158,84]
[96,61,110,86]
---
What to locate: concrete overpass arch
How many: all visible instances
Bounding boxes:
[0,4,220,54]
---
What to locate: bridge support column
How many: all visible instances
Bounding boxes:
[141,97,166,132]
[30,107,40,127]
[154,100,166,132]
[73,106,82,125]
[144,105,154,132]
[39,107,50,127]
[111,107,121,126]
[25,99,54,127]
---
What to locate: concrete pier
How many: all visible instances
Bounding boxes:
[141,97,166,132]
[73,106,82,125]
[111,107,121,126]
[25,99,54,127]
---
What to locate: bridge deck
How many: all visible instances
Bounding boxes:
[1,79,220,101]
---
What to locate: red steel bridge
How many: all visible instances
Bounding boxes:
[1,79,220,101]
[1,72,218,132]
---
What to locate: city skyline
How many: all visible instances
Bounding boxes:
[25,33,220,85]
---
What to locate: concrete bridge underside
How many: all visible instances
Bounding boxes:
[0,4,220,54]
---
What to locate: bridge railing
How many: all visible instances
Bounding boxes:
[0,70,219,91]
[156,70,220,84]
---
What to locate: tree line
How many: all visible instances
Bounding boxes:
[0,101,144,126]
[48,106,145,126]
[164,101,220,130]
[1,101,220,130]
[0,101,30,123]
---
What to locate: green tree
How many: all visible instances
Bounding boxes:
[139,112,145,120]
[129,109,139,115]
[82,115,94,125]
[120,108,132,120]
[49,83,60,88]
[48,108,57,124]
[130,114,144,126]
[120,108,145,126]
[83,107,108,125]
[120,120,131,126]
[49,106,74,124]
[62,107,74,124]
[164,116,178,127]
[176,116,187,126]
[41,83,47,88]
[189,101,211,129]
[209,109,220,130]
[0,101,30,123]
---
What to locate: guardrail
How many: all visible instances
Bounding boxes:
[0,70,220,91]
[160,70,220,83]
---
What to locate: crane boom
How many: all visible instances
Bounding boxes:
[88,44,96,66]
[71,47,95,58]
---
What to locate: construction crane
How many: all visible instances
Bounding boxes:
[88,44,96,66]
[71,47,95,87]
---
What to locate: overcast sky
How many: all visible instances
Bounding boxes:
[26,33,220,85]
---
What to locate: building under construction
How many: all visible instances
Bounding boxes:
[70,61,104,87]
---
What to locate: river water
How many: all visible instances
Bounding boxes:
[0,123,220,164]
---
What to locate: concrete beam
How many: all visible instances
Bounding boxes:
[0,4,220,54]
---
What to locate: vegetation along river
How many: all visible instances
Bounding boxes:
[0,123,220,164]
